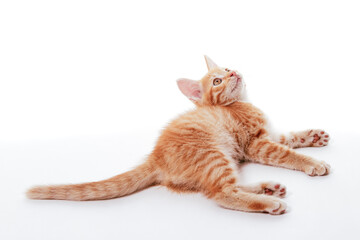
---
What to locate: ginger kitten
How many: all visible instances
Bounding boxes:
[27,56,330,215]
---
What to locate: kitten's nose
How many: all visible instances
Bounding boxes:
[229,72,237,77]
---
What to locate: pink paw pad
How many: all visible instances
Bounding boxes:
[312,134,320,143]
[265,188,273,195]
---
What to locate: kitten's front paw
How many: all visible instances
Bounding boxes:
[262,182,287,198]
[303,129,330,147]
[266,199,287,215]
[305,161,331,176]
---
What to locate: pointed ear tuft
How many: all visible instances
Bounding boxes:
[204,55,219,71]
[176,78,203,102]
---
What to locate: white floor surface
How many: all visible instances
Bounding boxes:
[1,131,359,240]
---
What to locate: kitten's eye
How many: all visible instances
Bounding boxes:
[225,68,230,72]
[213,78,222,86]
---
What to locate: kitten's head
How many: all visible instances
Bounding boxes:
[177,56,246,106]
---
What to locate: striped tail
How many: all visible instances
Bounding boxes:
[26,162,159,201]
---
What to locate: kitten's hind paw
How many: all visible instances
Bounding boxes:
[238,182,287,198]
[304,129,330,147]
[263,182,287,198]
[266,199,287,215]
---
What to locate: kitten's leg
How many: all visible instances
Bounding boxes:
[199,158,286,214]
[247,139,331,176]
[274,129,330,148]
[238,182,287,198]
[208,185,287,215]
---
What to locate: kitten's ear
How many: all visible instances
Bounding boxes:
[176,78,203,102]
[204,55,219,71]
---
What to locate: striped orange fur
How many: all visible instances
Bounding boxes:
[27,56,331,215]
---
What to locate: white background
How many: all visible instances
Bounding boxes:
[1,0,360,239]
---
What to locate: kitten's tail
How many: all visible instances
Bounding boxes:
[26,161,160,201]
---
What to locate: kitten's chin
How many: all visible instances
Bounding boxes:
[231,83,246,102]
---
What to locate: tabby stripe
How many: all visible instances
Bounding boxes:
[200,158,228,175]
[196,151,224,164]
[265,145,278,159]
[209,88,215,104]
[279,149,291,159]
[278,149,291,164]
[254,141,268,156]
[204,162,230,183]
[212,91,218,104]
[211,168,233,186]
[215,89,222,104]
[190,153,226,173]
